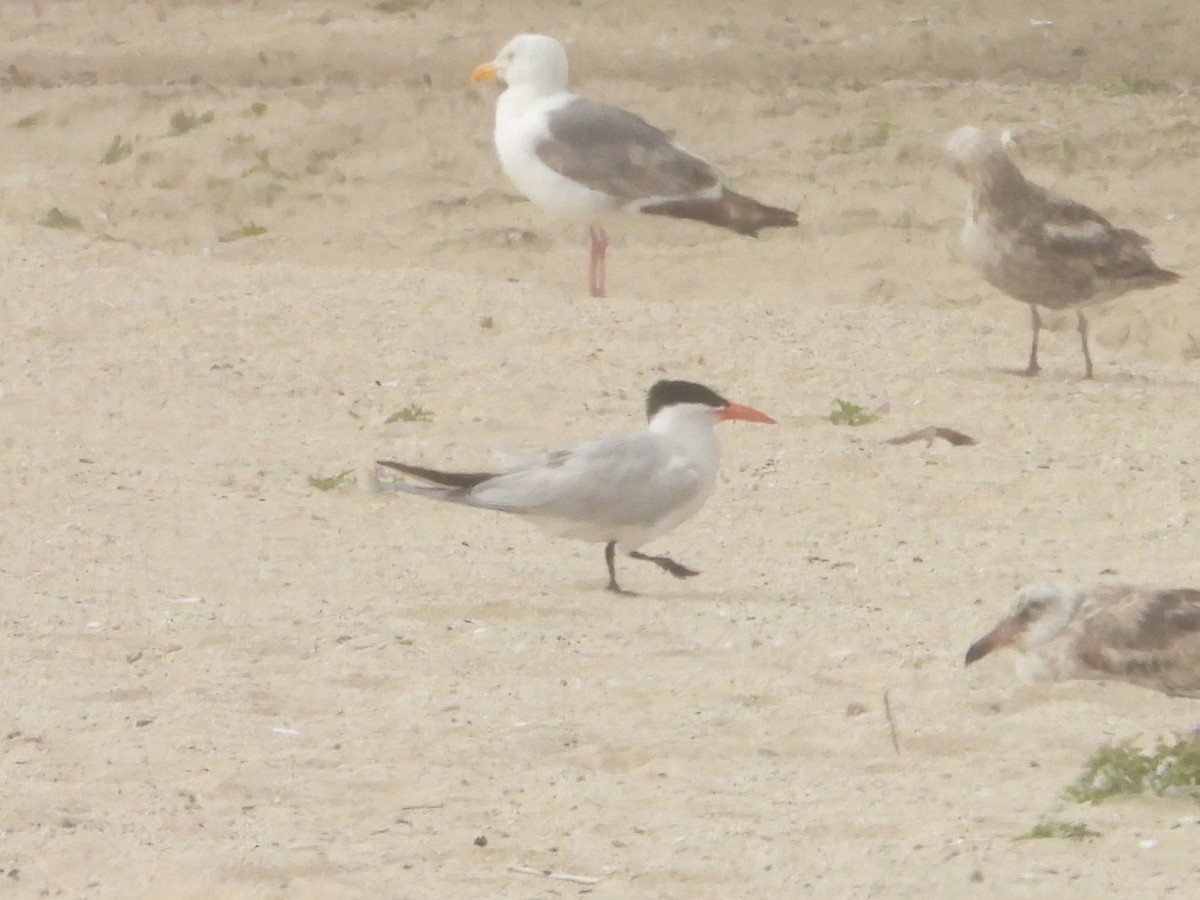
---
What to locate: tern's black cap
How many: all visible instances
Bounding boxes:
[645,380,729,420]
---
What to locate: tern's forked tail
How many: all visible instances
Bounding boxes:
[376,460,495,490]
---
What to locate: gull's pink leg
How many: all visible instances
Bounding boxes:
[588,225,608,298]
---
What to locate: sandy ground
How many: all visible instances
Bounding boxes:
[4,1,1200,896]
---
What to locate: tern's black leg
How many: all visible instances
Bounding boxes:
[1023,305,1042,376]
[1076,309,1094,379]
[629,550,699,580]
[604,541,634,594]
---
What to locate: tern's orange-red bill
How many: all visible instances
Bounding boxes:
[719,403,776,425]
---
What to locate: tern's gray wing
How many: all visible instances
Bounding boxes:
[536,97,722,203]
[466,432,703,529]
[1075,587,1200,696]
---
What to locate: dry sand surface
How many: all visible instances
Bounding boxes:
[4,1,1200,897]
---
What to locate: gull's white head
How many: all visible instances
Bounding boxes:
[965,581,1084,665]
[472,34,569,94]
[944,125,1006,180]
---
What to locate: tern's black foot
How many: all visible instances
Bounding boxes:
[603,541,636,595]
[630,551,699,580]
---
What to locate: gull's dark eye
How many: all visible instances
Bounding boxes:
[1017,600,1046,622]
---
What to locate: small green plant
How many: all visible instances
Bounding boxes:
[1016,819,1101,841]
[308,469,355,491]
[1065,733,1200,803]
[242,149,286,179]
[217,222,268,243]
[829,399,879,427]
[386,404,434,424]
[13,111,43,128]
[99,134,132,165]
[39,207,82,230]
[1106,74,1172,95]
[169,108,215,136]
[862,117,896,148]
[246,102,268,118]
[829,131,854,154]
[375,0,428,11]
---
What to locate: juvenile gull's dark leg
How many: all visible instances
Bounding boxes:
[1076,310,1094,380]
[1024,305,1042,376]
[629,550,699,579]
[588,225,608,298]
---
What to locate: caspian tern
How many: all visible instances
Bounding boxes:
[471,34,797,298]
[945,125,1179,378]
[965,582,1200,697]
[376,380,775,593]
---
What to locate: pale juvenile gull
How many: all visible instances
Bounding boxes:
[375,380,775,594]
[965,582,1200,697]
[472,34,798,297]
[945,125,1180,378]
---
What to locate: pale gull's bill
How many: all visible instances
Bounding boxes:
[472,34,798,297]
[945,125,1180,379]
[965,582,1200,697]
[375,380,775,594]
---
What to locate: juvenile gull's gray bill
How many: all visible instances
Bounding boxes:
[966,582,1200,697]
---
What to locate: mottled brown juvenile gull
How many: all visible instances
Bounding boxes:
[965,582,1200,697]
[472,33,798,297]
[945,125,1179,378]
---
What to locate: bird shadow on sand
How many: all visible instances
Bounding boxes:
[945,363,1200,390]
[561,580,728,602]
[965,681,1124,716]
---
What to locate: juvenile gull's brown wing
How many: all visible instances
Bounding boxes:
[1032,189,1181,287]
[1074,586,1200,696]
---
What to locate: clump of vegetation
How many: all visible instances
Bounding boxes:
[242,149,286,179]
[99,134,132,165]
[828,118,898,154]
[308,470,355,491]
[862,117,896,149]
[375,0,429,11]
[217,222,268,243]
[246,102,268,118]
[829,399,880,427]
[1015,819,1101,841]
[13,111,43,128]
[40,207,82,230]
[1065,733,1200,804]
[386,404,434,424]
[169,108,215,136]
[1105,74,1173,95]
